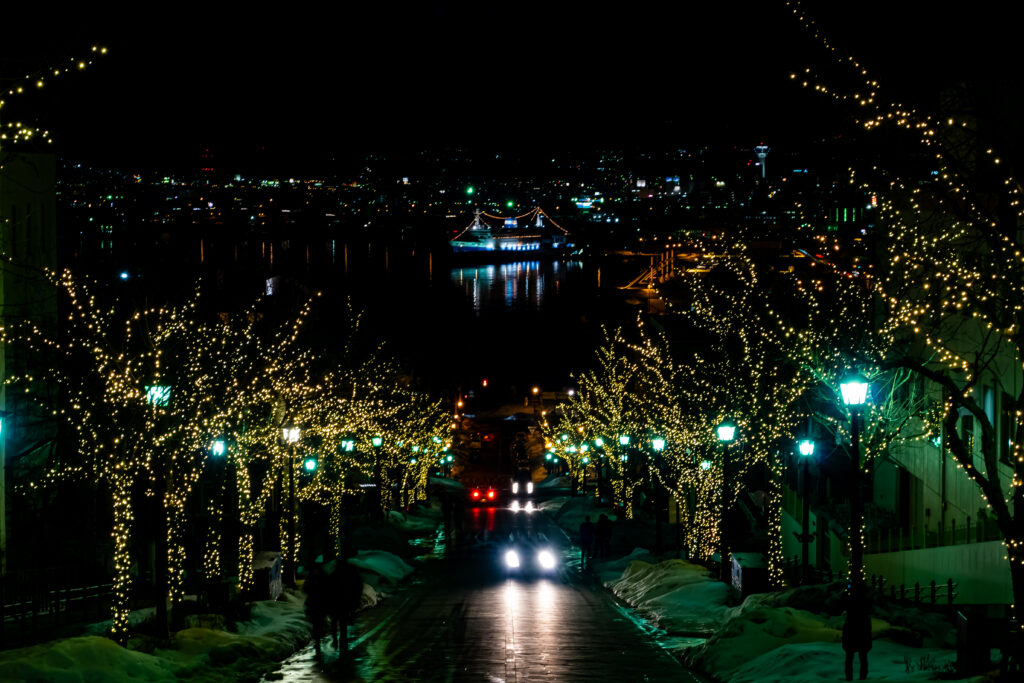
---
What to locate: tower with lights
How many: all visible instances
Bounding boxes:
[754,144,769,179]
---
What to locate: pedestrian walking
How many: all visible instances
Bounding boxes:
[579,516,596,569]
[303,563,331,657]
[327,552,365,653]
[596,513,612,558]
[842,581,872,680]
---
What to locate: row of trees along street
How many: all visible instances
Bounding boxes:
[542,6,1024,653]
[0,279,450,643]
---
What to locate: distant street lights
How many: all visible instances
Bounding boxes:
[795,438,815,585]
[716,420,736,582]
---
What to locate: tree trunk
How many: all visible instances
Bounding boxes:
[110,481,134,644]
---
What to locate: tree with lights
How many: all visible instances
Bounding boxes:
[789,0,1024,636]
[559,327,647,517]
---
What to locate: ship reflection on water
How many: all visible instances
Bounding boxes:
[451,260,585,314]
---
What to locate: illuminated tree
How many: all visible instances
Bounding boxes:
[789,0,1024,621]
[560,328,646,517]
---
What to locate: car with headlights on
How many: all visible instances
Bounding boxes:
[502,542,559,576]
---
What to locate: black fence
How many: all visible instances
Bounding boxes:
[1,566,113,648]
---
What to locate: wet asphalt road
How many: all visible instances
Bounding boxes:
[266,506,708,682]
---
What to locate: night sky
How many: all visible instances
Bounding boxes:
[2,2,1021,170]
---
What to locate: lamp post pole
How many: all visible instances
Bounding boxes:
[839,375,869,589]
[652,437,666,556]
[282,426,300,588]
[849,406,864,584]
[716,421,736,583]
[795,439,815,585]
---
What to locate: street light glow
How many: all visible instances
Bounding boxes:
[716,421,736,443]
[652,437,666,451]
[211,439,226,457]
[839,375,869,406]
[618,435,630,446]
[798,439,815,457]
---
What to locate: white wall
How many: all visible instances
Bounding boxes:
[864,541,1012,605]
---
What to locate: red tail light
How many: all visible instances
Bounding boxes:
[471,489,481,499]
[487,489,496,500]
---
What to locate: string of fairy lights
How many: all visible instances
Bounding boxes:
[0,45,108,146]
[786,0,1024,621]
[1,272,452,642]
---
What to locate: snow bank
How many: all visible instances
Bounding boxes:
[0,593,312,683]
[685,587,976,682]
[388,507,440,534]
[348,549,414,585]
[0,636,177,683]
[605,557,730,635]
[725,638,979,683]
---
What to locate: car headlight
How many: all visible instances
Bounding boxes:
[527,482,534,494]
[537,549,556,570]
[505,550,521,568]
[512,482,519,494]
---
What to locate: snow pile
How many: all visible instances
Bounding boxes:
[604,557,730,635]
[684,588,979,682]
[725,639,973,683]
[348,549,414,585]
[388,506,440,534]
[536,475,572,489]
[535,496,568,514]
[0,636,177,683]
[0,593,312,683]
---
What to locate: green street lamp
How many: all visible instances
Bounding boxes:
[715,420,737,581]
[595,437,604,448]
[619,435,630,446]
[838,372,871,666]
[796,438,816,584]
[716,421,736,443]
[211,439,227,457]
[303,457,318,472]
[372,436,383,448]
[839,374,870,586]
[281,425,301,587]
[839,374,869,407]
[651,437,667,553]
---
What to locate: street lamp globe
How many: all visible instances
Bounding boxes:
[283,427,300,444]
[839,374,870,407]
[716,421,736,443]
[700,459,712,471]
[619,435,630,446]
[211,439,227,457]
[372,435,383,448]
[798,439,815,457]
[652,437,666,452]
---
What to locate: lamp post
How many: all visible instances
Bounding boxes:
[652,437,666,555]
[839,375,869,589]
[371,435,383,519]
[282,425,300,587]
[795,438,815,585]
[716,420,736,582]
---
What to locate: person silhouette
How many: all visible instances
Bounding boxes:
[842,580,873,680]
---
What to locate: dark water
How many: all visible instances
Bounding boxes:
[92,234,642,397]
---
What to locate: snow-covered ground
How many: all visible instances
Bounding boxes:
[546,494,992,682]
[0,506,440,682]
